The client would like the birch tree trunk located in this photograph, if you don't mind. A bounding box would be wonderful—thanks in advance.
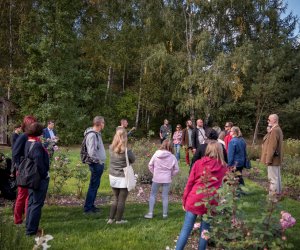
[122,64,126,92]
[8,0,13,100]
[252,99,266,145]
[135,85,142,129]
[105,66,113,103]
[183,3,195,123]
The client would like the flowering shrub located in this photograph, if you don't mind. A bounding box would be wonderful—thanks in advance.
[41,138,59,159]
[131,138,158,184]
[50,152,72,197]
[280,211,296,231]
[73,163,89,198]
[196,170,296,249]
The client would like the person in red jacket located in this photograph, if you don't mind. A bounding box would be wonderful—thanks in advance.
[224,121,233,152]
[176,141,228,250]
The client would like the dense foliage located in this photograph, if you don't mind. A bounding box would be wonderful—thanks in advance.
[0,0,299,144]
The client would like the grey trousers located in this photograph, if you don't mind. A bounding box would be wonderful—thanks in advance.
[267,165,282,194]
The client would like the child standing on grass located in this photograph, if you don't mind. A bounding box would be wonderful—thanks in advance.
[144,139,179,219]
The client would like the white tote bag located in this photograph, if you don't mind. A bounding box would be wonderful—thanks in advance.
[124,148,136,191]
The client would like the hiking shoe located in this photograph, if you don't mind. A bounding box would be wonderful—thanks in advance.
[144,213,153,219]
[116,220,128,224]
[107,219,115,224]
[163,214,168,219]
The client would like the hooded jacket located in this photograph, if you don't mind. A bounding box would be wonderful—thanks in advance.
[84,127,106,164]
[148,150,179,183]
[183,156,227,215]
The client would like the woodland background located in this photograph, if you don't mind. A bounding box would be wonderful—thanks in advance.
[0,0,299,144]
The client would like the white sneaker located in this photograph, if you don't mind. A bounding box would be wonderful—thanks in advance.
[115,220,128,224]
[107,219,115,224]
[163,214,168,219]
[144,213,153,219]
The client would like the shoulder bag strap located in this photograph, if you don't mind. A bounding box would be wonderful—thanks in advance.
[125,147,130,167]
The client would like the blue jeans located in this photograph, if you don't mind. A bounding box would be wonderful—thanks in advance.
[174,144,181,161]
[176,211,210,250]
[148,182,170,215]
[26,178,49,235]
[84,163,104,212]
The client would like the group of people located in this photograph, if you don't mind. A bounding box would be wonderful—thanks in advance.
[9,116,57,236]
[3,113,283,250]
[159,115,283,249]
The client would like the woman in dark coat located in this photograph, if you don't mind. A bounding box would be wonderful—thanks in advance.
[24,122,50,236]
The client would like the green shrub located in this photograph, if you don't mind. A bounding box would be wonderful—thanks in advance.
[50,151,72,196]
[247,145,261,161]
[73,162,89,198]
[170,168,188,195]
[284,138,300,157]
[131,138,158,184]
[281,154,300,198]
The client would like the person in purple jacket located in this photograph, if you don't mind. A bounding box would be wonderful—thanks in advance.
[144,139,179,219]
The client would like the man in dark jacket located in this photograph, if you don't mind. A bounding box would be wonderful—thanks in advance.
[190,129,227,170]
[191,119,210,153]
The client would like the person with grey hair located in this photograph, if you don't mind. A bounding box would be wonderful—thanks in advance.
[261,114,283,196]
[83,116,106,213]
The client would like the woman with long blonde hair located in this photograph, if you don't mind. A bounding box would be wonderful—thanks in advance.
[108,128,135,224]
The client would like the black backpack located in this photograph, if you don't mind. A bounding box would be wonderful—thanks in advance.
[16,142,41,190]
[80,131,98,164]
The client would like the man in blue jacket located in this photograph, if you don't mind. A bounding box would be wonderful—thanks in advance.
[43,120,57,141]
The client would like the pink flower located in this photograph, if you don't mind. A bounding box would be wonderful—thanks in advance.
[54,156,60,161]
[137,187,144,197]
[201,230,210,241]
[280,211,296,231]
[53,145,59,151]
[193,223,201,230]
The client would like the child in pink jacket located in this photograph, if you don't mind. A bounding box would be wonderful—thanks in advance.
[144,139,179,219]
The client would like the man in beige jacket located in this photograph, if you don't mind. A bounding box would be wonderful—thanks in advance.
[261,114,283,195]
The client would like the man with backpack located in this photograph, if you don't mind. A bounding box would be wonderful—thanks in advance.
[81,116,106,214]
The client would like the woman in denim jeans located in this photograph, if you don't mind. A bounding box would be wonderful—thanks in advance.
[144,139,179,219]
[173,124,183,161]
[176,141,227,250]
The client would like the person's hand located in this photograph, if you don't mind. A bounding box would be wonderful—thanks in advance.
[192,149,196,154]
[10,173,14,178]
[182,205,185,211]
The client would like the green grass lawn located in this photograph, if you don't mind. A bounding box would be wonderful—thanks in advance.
[1,146,299,249]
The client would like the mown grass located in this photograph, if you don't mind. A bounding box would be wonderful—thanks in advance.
[1,145,299,249]
[2,203,184,250]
